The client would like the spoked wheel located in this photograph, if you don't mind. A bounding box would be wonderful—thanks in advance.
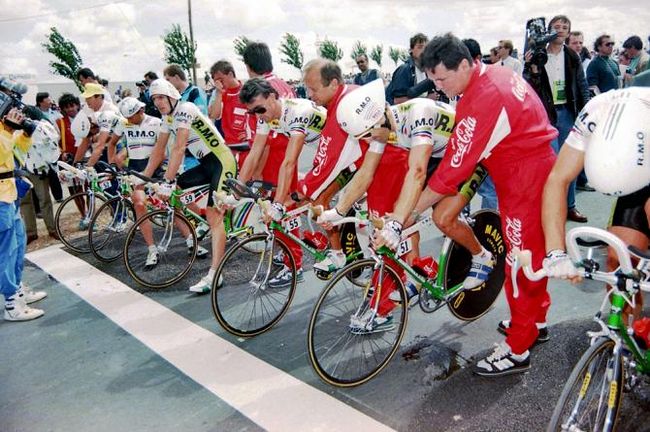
[547,338,623,432]
[89,197,136,262]
[123,210,197,288]
[211,233,297,337]
[308,258,408,387]
[442,209,506,321]
[55,192,106,253]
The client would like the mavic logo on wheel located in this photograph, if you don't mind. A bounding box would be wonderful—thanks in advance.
[451,116,476,168]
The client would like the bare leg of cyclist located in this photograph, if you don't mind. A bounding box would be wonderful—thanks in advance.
[432,194,494,289]
[188,206,224,293]
[312,180,347,273]
[607,225,647,322]
[132,188,154,246]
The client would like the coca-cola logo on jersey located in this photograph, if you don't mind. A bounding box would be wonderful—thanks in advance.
[505,216,522,265]
[450,116,476,168]
[312,135,331,176]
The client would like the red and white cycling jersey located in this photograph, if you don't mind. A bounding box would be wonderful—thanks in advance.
[256,98,326,145]
[428,63,557,195]
[565,87,650,152]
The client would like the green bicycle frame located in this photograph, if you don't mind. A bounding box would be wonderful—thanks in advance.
[607,292,650,374]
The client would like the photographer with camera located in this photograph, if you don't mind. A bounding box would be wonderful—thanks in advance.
[524,14,591,223]
[0,77,47,322]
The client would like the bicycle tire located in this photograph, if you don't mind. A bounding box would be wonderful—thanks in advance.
[547,338,623,432]
[89,197,136,262]
[308,258,408,387]
[55,191,107,253]
[123,210,197,289]
[442,209,506,321]
[211,233,297,337]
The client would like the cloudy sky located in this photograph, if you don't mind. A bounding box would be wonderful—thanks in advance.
[1,0,649,84]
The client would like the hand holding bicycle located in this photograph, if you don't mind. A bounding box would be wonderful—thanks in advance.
[315,206,345,230]
[543,249,581,283]
[373,218,402,250]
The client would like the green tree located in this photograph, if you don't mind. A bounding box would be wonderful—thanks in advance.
[398,49,410,63]
[279,33,304,70]
[162,24,197,82]
[233,35,252,59]
[350,40,367,61]
[41,27,84,90]
[388,46,401,66]
[370,44,383,67]
[318,39,343,62]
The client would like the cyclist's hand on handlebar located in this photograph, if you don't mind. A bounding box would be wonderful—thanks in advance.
[262,201,285,224]
[374,219,402,250]
[543,249,582,283]
[317,207,344,230]
[156,180,175,201]
[84,166,97,180]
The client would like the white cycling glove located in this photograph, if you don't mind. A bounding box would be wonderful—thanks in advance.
[157,180,175,199]
[317,207,344,225]
[377,219,403,250]
[267,202,286,222]
[543,249,579,279]
[84,166,97,180]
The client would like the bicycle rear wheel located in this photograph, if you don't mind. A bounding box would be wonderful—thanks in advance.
[308,258,407,387]
[55,192,106,253]
[442,209,506,321]
[124,210,197,288]
[547,338,623,432]
[211,233,297,337]
[89,197,136,262]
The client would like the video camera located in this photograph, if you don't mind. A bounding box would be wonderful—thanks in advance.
[524,17,559,67]
[0,76,36,135]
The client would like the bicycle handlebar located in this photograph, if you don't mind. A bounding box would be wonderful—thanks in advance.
[512,226,650,297]
[57,160,85,179]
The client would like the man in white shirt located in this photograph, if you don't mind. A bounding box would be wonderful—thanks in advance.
[497,40,523,75]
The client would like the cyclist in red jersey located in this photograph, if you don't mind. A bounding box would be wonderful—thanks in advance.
[379,34,558,377]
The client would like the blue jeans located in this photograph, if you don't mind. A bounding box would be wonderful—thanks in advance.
[550,106,577,209]
[478,175,498,210]
[0,202,19,299]
[14,207,26,286]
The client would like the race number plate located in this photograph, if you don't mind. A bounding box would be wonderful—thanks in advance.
[397,237,413,257]
[283,215,302,231]
[99,180,112,190]
[180,193,194,205]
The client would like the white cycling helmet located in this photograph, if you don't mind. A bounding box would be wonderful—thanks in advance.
[24,121,61,172]
[584,96,650,196]
[71,113,92,139]
[119,96,145,118]
[336,79,386,137]
[149,78,181,100]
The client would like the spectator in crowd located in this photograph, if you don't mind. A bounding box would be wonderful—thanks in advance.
[385,33,447,104]
[488,47,499,64]
[623,35,649,76]
[524,14,590,223]
[587,34,621,93]
[353,53,380,86]
[208,60,250,164]
[77,68,113,104]
[163,64,208,114]
[141,71,161,118]
[36,92,62,125]
[497,39,523,75]
[567,31,591,76]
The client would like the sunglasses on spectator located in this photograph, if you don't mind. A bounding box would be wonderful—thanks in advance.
[247,105,267,115]
[605,42,615,47]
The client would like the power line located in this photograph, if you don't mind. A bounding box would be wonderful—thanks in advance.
[0,0,139,23]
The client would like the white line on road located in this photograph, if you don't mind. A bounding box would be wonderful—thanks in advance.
[27,245,395,432]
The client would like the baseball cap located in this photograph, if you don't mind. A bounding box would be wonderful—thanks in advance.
[81,83,105,98]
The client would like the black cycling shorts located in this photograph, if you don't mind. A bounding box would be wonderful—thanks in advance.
[176,153,237,207]
[609,185,650,239]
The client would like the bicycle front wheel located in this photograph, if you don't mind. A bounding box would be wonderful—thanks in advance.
[124,210,197,289]
[55,191,106,253]
[308,258,407,387]
[547,338,623,432]
[211,233,297,337]
[89,197,136,262]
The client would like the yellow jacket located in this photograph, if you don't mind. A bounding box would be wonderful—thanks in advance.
[0,123,32,203]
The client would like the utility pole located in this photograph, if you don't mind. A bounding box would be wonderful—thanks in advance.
[187,0,197,84]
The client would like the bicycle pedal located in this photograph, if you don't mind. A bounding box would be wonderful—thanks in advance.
[315,269,333,281]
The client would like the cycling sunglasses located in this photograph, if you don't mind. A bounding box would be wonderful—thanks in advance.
[247,105,267,115]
